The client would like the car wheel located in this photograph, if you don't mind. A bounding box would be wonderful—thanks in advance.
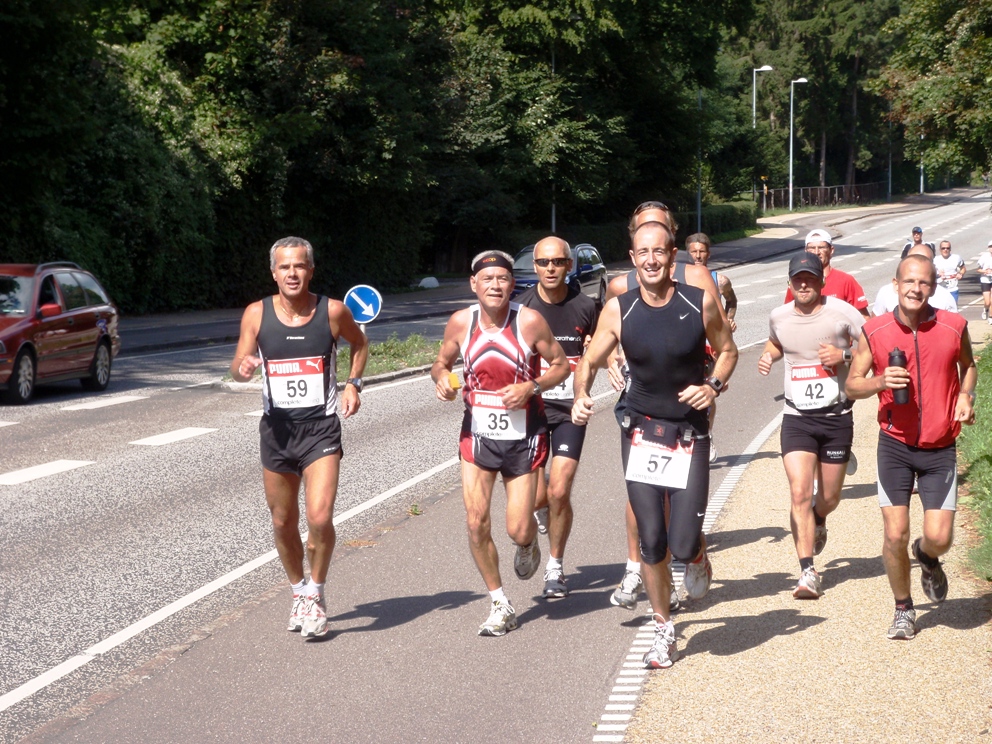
[82,341,112,391]
[4,349,36,404]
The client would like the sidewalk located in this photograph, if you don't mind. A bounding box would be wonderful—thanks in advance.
[627,319,992,743]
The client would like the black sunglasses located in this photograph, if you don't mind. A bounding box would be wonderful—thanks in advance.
[534,257,569,267]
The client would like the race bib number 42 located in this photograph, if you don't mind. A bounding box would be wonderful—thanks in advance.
[624,429,693,489]
[266,356,327,409]
[790,363,840,410]
[470,391,527,440]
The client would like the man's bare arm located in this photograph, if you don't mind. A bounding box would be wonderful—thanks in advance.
[230,302,263,382]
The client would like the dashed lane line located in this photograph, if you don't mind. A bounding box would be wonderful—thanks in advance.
[0,460,95,486]
[591,410,784,741]
[0,421,18,428]
[129,427,218,446]
[62,395,148,411]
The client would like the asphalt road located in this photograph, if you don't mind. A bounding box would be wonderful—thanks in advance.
[1,189,990,742]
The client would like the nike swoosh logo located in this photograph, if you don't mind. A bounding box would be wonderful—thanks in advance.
[696,512,705,517]
[680,313,690,320]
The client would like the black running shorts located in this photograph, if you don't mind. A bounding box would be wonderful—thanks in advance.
[460,413,549,478]
[260,414,342,475]
[876,430,957,510]
[780,412,853,464]
[548,419,586,461]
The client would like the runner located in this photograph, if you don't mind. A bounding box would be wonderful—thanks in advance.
[872,243,957,315]
[432,250,568,636]
[933,240,966,306]
[901,226,935,258]
[604,203,726,613]
[572,220,738,668]
[978,240,992,323]
[758,253,864,599]
[515,236,598,598]
[846,253,977,640]
[230,236,369,639]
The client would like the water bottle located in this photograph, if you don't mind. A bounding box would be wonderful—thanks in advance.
[888,347,909,404]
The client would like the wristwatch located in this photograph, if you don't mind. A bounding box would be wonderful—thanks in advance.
[842,349,853,363]
[346,377,363,392]
[531,380,542,397]
[704,376,724,395]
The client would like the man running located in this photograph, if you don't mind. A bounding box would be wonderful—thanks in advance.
[758,253,864,598]
[846,254,977,640]
[873,243,957,315]
[978,240,992,322]
[933,240,966,306]
[901,226,935,258]
[230,236,369,639]
[605,203,726,612]
[572,220,738,668]
[515,237,598,599]
[686,232,738,332]
[432,250,568,636]
[784,229,869,318]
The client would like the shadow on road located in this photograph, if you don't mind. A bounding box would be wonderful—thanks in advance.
[679,608,827,657]
[915,593,992,632]
[327,589,481,633]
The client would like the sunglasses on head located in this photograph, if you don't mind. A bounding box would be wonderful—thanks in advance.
[633,200,670,214]
[534,257,569,267]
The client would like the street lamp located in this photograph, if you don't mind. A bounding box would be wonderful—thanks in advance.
[752,65,773,128]
[788,77,808,211]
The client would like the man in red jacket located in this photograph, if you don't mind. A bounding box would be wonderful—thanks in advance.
[846,254,977,641]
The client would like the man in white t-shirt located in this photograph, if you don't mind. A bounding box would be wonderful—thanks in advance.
[873,243,957,315]
[932,240,966,305]
[978,240,992,323]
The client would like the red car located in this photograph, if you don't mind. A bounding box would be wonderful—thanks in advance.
[0,262,121,404]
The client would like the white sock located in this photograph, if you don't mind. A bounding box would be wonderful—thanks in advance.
[546,556,563,572]
[489,587,508,604]
[304,579,323,597]
[291,579,306,596]
[626,559,641,574]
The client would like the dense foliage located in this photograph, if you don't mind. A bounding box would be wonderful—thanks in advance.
[0,0,986,312]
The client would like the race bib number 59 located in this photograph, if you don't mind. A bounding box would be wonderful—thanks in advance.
[266,356,326,409]
[624,429,693,489]
[470,391,526,440]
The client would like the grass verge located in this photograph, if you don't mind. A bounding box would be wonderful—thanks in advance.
[337,332,440,379]
[959,342,992,581]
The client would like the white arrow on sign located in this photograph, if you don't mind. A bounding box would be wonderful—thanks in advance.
[352,294,375,318]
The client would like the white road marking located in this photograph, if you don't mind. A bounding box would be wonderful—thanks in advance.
[758,293,779,299]
[245,410,263,417]
[62,396,148,411]
[0,460,95,486]
[0,421,18,428]
[736,299,756,306]
[129,427,218,446]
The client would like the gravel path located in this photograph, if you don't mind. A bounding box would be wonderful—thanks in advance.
[627,320,992,744]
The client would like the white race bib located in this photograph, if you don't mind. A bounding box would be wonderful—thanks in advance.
[624,428,693,489]
[539,357,578,401]
[470,391,527,440]
[266,356,326,409]
[790,363,840,410]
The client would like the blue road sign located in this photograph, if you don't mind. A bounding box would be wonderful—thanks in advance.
[344,284,383,323]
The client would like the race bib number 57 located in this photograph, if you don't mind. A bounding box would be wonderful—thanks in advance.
[624,429,693,489]
[266,356,327,409]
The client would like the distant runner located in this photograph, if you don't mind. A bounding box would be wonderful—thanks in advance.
[901,226,935,258]
[516,236,598,599]
[978,240,992,322]
[230,236,369,639]
[572,220,738,668]
[432,250,568,636]
[846,254,977,640]
[759,253,864,599]
[873,243,957,315]
[933,240,966,306]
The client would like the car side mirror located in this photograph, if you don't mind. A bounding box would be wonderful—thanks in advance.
[39,303,61,318]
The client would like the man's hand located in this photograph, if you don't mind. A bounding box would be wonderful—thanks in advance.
[881,365,911,392]
[340,385,361,418]
[499,382,535,410]
[606,351,626,392]
[678,384,717,411]
[818,342,844,369]
[237,354,262,380]
[571,395,594,425]
[955,393,976,425]
[434,372,458,402]
[757,351,774,376]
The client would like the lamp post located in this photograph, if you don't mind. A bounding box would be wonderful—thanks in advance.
[788,77,808,212]
[752,65,773,128]
[919,133,925,194]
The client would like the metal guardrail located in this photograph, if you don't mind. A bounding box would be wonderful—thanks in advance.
[760,181,888,211]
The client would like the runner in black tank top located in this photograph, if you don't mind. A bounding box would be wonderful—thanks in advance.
[570,221,738,669]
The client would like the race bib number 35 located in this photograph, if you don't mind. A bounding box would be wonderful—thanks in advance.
[540,357,578,401]
[266,356,327,409]
[624,429,693,489]
[790,363,840,410]
[470,391,527,440]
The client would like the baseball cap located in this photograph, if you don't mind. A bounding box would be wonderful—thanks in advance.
[911,226,923,234]
[804,228,832,245]
[788,253,824,279]
[987,239,992,246]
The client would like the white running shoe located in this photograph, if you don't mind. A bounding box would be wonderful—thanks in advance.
[300,594,329,638]
[846,451,858,476]
[610,569,642,610]
[514,539,541,580]
[984,308,989,321]
[813,523,828,556]
[478,598,517,636]
[534,506,549,535]
[287,593,305,632]
[792,566,822,599]
[709,444,717,464]
[683,551,713,600]
[642,621,680,669]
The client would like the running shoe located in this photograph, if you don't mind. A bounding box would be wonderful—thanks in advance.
[792,566,822,599]
[988,315,991,326]
[300,594,329,638]
[887,608,917,640]
[514,539,542,580]
[610,569,642,610]
[642,622,680,669]
[846,451,858,476]
[984,308,989,321]
[913,537,948,602]
[709,444,717,464]
[478,598,517,636]
[683,551,713,600]
[542,567,569,598]
[813,523,828,556]
[287,593,305,632]
[534,506,549,535]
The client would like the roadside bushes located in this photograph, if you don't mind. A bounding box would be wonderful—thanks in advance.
[959,344,992,581]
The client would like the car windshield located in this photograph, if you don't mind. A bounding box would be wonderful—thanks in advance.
[513,248,535,271]
[0,275,33,316]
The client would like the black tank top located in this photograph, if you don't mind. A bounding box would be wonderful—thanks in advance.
[257,295,337,421]
[618,284,708,433]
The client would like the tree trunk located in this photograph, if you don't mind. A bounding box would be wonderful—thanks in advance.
[819,129,827,187]
[845,53,860,198]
